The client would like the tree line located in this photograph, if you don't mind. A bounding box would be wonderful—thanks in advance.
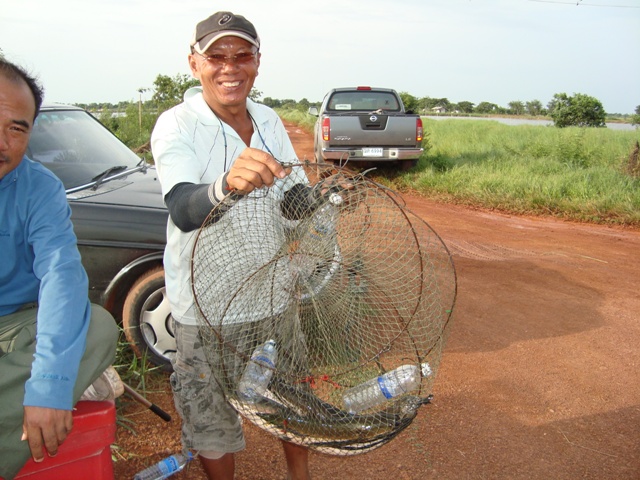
[265,91,626,129]
[73,73,639,151]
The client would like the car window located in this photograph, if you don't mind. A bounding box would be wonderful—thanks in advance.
[28,109,142,190]
[327,92,400,112]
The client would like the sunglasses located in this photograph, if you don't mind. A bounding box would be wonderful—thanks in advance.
[198,51,257,67]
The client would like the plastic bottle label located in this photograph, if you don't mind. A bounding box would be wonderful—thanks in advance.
[310,224,329,239]
[159,456,180,474]
[253,355,274,368]
[377,376,394,399]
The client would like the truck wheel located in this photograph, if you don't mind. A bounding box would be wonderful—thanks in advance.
[123,266,175,371]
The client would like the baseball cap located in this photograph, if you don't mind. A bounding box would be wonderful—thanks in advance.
[190,11,260,54]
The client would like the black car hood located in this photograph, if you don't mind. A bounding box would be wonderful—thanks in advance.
[67,166,166,210]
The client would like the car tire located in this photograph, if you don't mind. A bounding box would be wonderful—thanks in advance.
[123,266,175,371]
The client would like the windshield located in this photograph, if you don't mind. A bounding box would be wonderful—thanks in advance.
[27,109,142,190]
[326,91,401,112]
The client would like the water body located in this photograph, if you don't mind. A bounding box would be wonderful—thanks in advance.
[424,116,637,131]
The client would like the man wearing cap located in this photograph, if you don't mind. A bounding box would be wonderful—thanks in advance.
[151,11,311,480]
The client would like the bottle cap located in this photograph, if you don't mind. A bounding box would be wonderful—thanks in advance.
[329,192,343,205]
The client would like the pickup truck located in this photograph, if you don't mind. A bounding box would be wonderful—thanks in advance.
[308,86,424,169]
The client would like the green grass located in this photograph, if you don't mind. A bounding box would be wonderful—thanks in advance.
[113,327,167,391]
[402,120,640,226]
[277,108,640,227]
[277,108,316,133]
[112,328,168,444]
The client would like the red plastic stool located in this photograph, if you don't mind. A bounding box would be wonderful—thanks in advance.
[14,400,116,480]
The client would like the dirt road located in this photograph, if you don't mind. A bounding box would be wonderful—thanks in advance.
[114,123,640,479]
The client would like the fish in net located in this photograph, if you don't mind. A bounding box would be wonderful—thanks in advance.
[191,162,456,455]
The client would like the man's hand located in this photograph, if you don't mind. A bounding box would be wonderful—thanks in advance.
[226,148,291,195]
[22,406,73,462]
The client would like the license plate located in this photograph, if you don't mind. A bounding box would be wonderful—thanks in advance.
[363,148,383,157]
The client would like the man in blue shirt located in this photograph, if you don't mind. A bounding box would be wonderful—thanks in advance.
[0,59,119,479]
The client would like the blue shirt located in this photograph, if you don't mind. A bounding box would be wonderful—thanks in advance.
[0,157,90,410]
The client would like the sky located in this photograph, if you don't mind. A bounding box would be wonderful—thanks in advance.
[2,0,639,114]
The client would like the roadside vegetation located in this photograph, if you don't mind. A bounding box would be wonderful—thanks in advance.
[277,108,640,227]
[82,73,639,227]
[399,119,639,226]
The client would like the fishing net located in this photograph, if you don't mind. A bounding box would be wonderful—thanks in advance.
[191,162,456,455]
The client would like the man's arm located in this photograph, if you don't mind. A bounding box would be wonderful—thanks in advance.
[164,181,222,232]
[22,172,92,461]
[165,148,290,232]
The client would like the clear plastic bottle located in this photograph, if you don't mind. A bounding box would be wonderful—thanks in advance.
[133,452,193,480]
[307,193,341,251]
[237,339,278,402]
[342,362,432,414]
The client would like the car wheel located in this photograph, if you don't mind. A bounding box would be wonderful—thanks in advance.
[123,266,175,371]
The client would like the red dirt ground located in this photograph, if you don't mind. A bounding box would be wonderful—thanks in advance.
[113,123,640,479]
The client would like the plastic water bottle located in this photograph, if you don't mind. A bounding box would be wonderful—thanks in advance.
[297,193,341,270]
[133,452,193,480]
[237,339,278,402]
[342,362,432,414]
[308,195,340,250]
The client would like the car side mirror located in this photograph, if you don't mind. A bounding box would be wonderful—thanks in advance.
[308,107,319,116]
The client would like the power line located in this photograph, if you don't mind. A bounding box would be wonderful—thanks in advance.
[529,0,640,8]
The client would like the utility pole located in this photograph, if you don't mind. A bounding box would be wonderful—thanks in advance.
[137,88,148,134]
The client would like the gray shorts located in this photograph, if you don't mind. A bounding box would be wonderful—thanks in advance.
[170,321,246,454]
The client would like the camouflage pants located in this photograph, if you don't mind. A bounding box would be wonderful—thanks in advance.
[169,321,246,454]
[169,315,310,453]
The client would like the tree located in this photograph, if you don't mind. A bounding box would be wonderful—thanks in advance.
[508,101,525,115]
[475,102,499,114]
[262,97,282,108]
[549,92,606,128]
[137,87,148,133]
[151,74,200,109]
[399,92,419,113]
[631,105,640,127]
[456,101,475,114]
[297,98,311,111]
[526,100,544,116]
[277,99,299,110]
[249,88,262,102]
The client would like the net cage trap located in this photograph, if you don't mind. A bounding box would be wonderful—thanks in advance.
[191,162,457,455]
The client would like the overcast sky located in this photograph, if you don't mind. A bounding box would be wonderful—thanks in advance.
[2,0,639,113]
